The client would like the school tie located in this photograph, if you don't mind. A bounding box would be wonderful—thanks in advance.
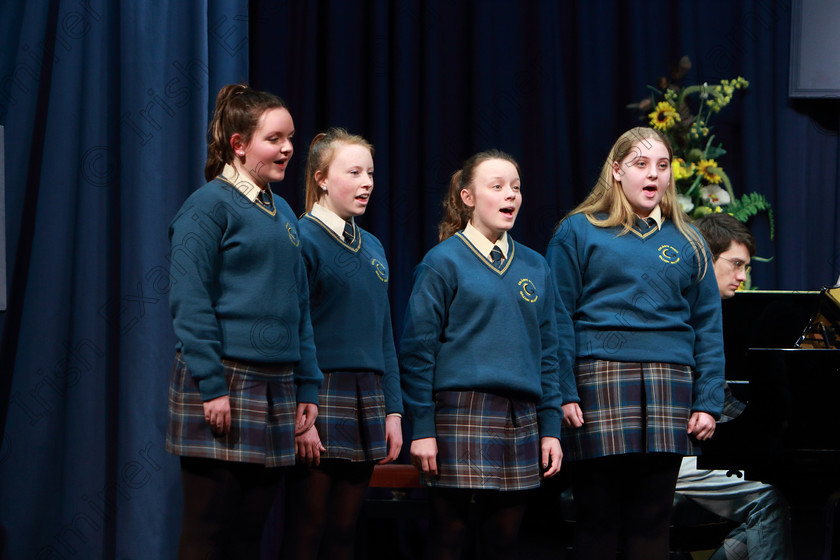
[343,221,355,244]
[490,245,504,269]
[257,189,272,206]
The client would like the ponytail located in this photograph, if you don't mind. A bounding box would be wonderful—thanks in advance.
[438,170,472,241]
[204,83,288,182]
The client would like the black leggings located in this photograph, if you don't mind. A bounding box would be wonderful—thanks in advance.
[177,456,283,560]
[571,453,682,560]
[425,487,531,560]
[281,459,376,560]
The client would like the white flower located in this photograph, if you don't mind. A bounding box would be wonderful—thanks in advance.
[677,194,694,213]
[700,185,731,206]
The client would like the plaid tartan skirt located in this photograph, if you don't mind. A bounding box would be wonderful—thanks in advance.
[562,359,695,461]
[429,390,540,491]
[166,353,297,467]
[315,371,387,462]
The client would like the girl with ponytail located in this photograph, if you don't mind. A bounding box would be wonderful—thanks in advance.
[167,84,322,558]
[400,150,564,559]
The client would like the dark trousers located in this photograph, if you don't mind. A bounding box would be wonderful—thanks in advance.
[178,456,283,560]
[571,453,682,560]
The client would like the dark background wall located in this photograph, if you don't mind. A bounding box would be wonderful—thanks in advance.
[0,0,837,558]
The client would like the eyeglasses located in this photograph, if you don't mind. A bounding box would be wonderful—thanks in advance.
[717,256,751,275]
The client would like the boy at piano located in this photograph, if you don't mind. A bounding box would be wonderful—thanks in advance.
[675,212,793,560]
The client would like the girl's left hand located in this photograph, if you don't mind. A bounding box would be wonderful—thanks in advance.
[295,402,318,435]
[295,425,325,466]
[410,438,438,475]
[561,403,584,428]
[687,411,716,440]
[203,394,231,435]
[540,436,563,478]
[378,415,403,464]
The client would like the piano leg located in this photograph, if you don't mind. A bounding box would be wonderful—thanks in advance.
[824,490,840,560]
[785,492,840,560]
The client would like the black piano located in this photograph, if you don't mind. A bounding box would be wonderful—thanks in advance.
[699,289,840,559]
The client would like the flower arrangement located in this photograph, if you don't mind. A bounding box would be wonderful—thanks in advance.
[633,57,774,238]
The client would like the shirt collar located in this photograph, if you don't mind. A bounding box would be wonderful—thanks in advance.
[220,164,267,203]
[640,205,664,230]
[311,202,354,238]
[463,222,510,260]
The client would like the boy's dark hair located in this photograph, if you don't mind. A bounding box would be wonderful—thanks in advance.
[694,213,756,257]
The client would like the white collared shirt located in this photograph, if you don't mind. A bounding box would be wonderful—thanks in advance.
[220,163,270,203]
[310,202,354,238]
[643,205,664,230]
[462,222,510,264]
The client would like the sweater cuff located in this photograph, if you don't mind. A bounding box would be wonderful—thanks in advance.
[537,409,563,440]
[197,375,229,402]
[559,374,580,404]
[296,382,320,405]
[409,407,437,440]
[385,401,405,416]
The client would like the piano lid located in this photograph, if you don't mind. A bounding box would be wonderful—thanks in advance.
[722,290,820,381]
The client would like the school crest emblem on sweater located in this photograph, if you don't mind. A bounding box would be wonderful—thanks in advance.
[285,222,300,247]
[518,278,538,303]
[371,259,389,282]
[658,245,680,264]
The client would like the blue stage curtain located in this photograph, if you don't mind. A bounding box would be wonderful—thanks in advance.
[0,0,248,558]
[250,0,840,335]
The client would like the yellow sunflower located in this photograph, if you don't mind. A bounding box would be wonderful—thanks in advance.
[672,158,694,180]
[648,101,681,131]
[696,159,723,184]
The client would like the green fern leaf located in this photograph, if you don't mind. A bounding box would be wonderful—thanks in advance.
[724,193,775,239]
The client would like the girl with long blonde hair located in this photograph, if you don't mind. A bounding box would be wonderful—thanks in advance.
[546,127,724,559]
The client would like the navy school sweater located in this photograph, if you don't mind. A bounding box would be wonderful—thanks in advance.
[168,178,322,403]
[546,212,724,418]
[399,232,564,440]
[298,213,403,415]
